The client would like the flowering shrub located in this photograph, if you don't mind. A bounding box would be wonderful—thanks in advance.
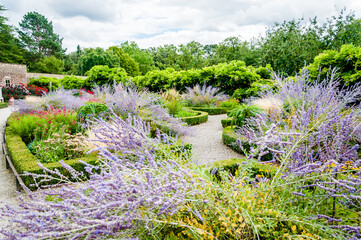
[9,106,78,144]
[26,84,48,96]
[237,70,361,238]
[2,83,29,101]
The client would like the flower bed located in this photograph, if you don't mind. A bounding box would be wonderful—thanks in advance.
[179,110,208,125]
[5,126,98,190]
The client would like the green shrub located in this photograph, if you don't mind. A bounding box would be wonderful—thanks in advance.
[76,102,109,124]
[61,75,86,89]
[307,44,361,86]
[84,65,130,88]
[190,106,227,115]
[221,117,233,128]
[2,84,29,101]
[228,104,264,127]
[0,102,8,108]
[218,98,240,110]
[28,76,61,90]
[179,111,208,125]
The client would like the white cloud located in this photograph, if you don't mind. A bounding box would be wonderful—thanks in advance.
[1,0,360,53]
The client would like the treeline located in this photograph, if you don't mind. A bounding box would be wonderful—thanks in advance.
[1,4,361,77]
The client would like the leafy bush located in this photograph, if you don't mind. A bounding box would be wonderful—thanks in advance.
[307,44,361,87]
[60,75,86,89]
[76,102,109,124]
[84,65,129,88]
[228,104,264,127]
[217,98,239,110]
[28,76,61,90]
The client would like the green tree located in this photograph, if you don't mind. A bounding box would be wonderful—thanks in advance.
[259,18,324,75]
[107,46,140,77]
[177,41,206,70]
[149,44,180,70]
[84,65,129,88]
[77,47,119,75]
[120,41,155,75]
[0,4,24,63]
[17,11,65,60]
[215,37,261,66]
[32,56,64,74]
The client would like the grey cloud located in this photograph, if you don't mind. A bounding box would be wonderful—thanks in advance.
[51,0,117,22]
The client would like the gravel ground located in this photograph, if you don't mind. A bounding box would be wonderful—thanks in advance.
[181,114,242,165]
[0,107,20,226]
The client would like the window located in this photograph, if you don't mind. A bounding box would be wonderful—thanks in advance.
[5,78,11,87]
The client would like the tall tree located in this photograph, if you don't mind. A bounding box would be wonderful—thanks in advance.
[17,11,65,60]
[77,47,119,75]
[108,46,140,77]
[0,4,24,63]
[120,41,155,75]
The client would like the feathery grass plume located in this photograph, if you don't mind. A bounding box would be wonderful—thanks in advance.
[184,83,228,107]
[0,114,202,239]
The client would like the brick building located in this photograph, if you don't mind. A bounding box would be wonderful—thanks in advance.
[0,63,27,87]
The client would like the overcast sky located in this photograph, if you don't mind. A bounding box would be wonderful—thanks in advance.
[1,0,360,53]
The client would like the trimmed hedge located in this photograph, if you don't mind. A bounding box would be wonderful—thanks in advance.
[222,126,273,161]
[209,158,278,182]
[221,117,233,128]
[5,127,98,190]
[190,106,227,115]
[179,111,208,125]
[0,102,8,109]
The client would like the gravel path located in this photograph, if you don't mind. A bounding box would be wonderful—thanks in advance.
[181,114,242,165]
[0,107,19,226]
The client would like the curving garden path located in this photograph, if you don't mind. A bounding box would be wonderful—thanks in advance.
[181,114,242,165]
[0,107,19,225]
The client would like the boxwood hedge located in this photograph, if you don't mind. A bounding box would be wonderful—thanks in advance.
[179,111,208,125]
[190,107,227,115]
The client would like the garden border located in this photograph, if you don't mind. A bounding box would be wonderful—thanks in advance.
[4,125,99,190]
[179,110,208,125]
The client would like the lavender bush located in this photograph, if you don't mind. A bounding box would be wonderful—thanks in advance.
[238,69,361,238]
[0,114,201,239]
[184,83,228,107]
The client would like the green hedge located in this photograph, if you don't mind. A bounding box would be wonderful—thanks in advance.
[179,111,208,125]
[209,158,278,182]
[221,117,233,128]
[222,126,273,161]
[0,102,8,109]
[5,127,98,190]
[190,107,227,115]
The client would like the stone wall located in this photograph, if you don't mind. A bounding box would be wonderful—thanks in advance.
[0,63,27,86]
[26,73,86,81]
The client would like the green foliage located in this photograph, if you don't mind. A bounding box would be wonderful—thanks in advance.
[17,11,65,62]
[2,84,29,101]
[77,48,120,75]
[228,104,264,127]
[217,98,240,110]
[0,102,8,109]
[60,76,85,89]
[0,5,24,63]
[165,99,183,116]
[84,65,129,88]
[28,76,61,90]
[120,41,156,75]
[76,102,109,124]
[178,110,208,125]
[108,46,140,77]
[307,44,361,86]
[222,126,250,154]
[31,56,64,74]
[221,117,233,128]
[232,78,277,101]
